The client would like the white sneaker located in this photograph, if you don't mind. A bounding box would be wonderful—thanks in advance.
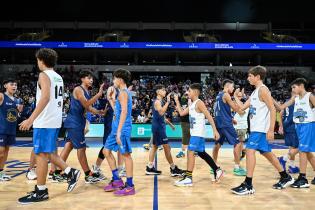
[174,177,193,187]
[119,167,126,177]
[26,168,37,180]
[92,165,106,180]
[0,171,11,181]
[212,168,224,183]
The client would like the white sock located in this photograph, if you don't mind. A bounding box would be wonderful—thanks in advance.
[289,160,295,167]
[283,154,289,161]
[147,162,154,168]
[37,185,47,190]
[234,165,240,169]
[170,163,176,170]
[64,167,71,175]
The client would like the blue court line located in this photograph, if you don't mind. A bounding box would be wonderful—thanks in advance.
[153,154,158,210]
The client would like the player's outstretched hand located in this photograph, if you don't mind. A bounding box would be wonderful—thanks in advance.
[174,94,179,102]
[98,83,105,95]
[166,93,171,103]
[267,130,275,141]
[19,119,32,131]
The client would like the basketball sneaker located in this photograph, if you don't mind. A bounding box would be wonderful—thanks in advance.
[143,144,150,151]
[18,185,49,204]
[176,151,185,158]
[311,177,315,185]
[85,172,102,184]
[231,182,255,195]
[233,167,247,176]
[119,167,126,177]
[48,170,53,180]
[104,179,124,192]
[174,176,193,187]
[0,171,11,181]
[272,175,294,189]
[66,168,81,192]
[145,166,162,175]
[26,168,37,180]
[51,172,67,183]
[114,183,136,196]
[212,168,224,182]
[92,165,106,180]
[170,165,184,177]
[291,177,310,188]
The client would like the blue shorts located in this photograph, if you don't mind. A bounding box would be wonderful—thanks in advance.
[102,123,112,145]
[296,122,315,152]
[104,133,132,154]
[188,136,205,152]
[0,134,16,147]
[33,128,59,154]
[152,129,168,146]
[66,128,86,149]
[284,131,299,148]
[216,126,240,146]
[246,132,272,154]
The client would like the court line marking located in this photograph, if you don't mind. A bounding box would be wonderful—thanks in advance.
[153,154,158,210]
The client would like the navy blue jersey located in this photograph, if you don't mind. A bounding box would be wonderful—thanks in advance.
[99,98,114,127]
[283,102,295,133]
[152,99,166,131]
[64,86,91,129]
[214,91,233,128]
[111,89,132,135]
[0,94,18,135]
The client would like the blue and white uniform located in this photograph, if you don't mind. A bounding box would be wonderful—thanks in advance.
[282,102,299,148]
[246,85,272,154]
[293,92,315,152]
[33,69,63,154]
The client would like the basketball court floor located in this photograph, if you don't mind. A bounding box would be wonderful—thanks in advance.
[1,138,314,210]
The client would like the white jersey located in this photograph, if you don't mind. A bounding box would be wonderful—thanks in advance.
[234,108,249,130]
[189,99,206,137]
[249,85,270,133]
[293,92,315,124]
[33,69,64,128]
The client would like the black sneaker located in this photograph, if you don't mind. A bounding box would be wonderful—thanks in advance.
[18,185,49,204]
[85,172,102,184]
[67,168,81,192]
[231,182,255,195]
[311,177,315,185]
[170,165,184,177]
[51,172,67,183]
[291,177,310,188]
[145,166,162,175]
[273,175,295,189]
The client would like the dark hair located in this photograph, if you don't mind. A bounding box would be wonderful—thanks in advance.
[290,78,308,88]
[35,48,58,68]
[222,79,234,88]
[190,83,202,93]
[113,68,131,84]
[155,84,165,92]
[248,65,267,80]
[79,70,94,79]
[2,78,17,86]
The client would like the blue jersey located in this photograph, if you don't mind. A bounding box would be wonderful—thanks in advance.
[214,91,233,128]
[99,98,114,127]
[111,89,132,135]
[152,99,166,131]
[0,94,18,135]
[283,102,295,133]
[64,86,91,129]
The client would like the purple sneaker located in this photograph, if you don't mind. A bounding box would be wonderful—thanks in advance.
[114,184,135,196]
[104,179,124,192]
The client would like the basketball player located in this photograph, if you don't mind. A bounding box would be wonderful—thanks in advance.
[176,93,191,158]
[145,85,183,176]
[103,69,135,196]
[18,48,80,204]
[277,92,300,174]
[213,79,246,176]
[0,79,23,181]
[59,70,105,183]
[231,66,294,195]
[274,78,315,187]
[93,86,126,178]
[174,83,223,186]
